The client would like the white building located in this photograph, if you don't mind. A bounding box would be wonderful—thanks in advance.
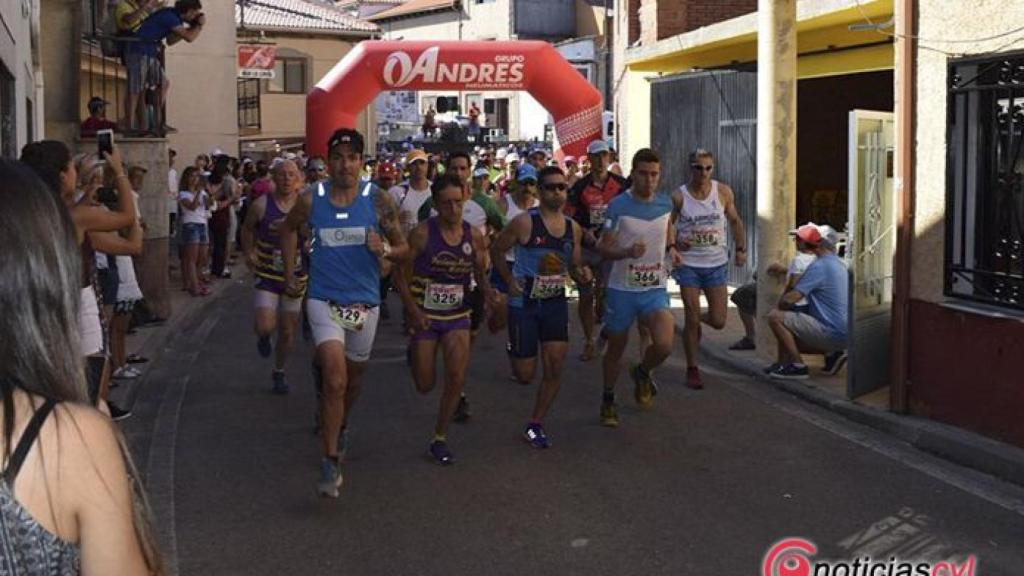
[0,0,43,158]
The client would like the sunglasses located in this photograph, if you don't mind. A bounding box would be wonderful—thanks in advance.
[691,164,714,172]
[541,183,568,191]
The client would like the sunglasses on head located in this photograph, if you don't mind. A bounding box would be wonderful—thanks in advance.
[541,182,568,191]
[691,164,713,172]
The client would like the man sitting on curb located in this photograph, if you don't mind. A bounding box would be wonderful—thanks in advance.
[728,223,820,351]
[765,224,848,379]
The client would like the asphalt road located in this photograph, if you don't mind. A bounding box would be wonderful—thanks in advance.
[122,280,1024,576]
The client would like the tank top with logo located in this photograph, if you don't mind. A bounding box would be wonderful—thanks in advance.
[307,180,381,306]
[255,194,307,294]
[410,219,475,321]
[510,208,574,308]
[674,181,729,268]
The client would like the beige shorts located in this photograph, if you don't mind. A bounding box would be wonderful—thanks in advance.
[783,311,846,353]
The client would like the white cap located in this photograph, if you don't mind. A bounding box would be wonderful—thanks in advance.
[506,152,520,163]
[496,148,508,160]
[816,224,840,248]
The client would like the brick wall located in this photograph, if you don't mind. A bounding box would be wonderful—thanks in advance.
[636,0,757,44]
[684,0,756,32]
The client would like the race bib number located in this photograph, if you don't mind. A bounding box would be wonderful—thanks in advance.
[424,283,465,311]
[627,262,663,289]
[690,228,721,248]
[589,204,608,226]
[530,274,566,299]
[329,303,369,331]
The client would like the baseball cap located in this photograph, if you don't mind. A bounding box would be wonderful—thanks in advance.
[789,223,822,246]
[377,161,399,178]
[496,148,508,160]
[563,155,577,165]
[473,167,490,178]
[816,224,839,248]
[506,152,520,164]
[528,147,547,159]
[307,158,326,171]
[516,164,538,183]
[587,140,610,155]
[327,128,365,155]
[87,96,108,113]
[404,149,428,164]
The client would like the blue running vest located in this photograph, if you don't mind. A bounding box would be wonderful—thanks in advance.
[307,180,381,306]
[509,208,574,308]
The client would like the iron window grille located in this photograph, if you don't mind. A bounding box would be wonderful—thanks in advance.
[237,78,261,131]
[946,51,1024,310]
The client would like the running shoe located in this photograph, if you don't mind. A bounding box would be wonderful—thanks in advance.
[823,351,848,376]
[428,440,455,466]
[317,457,343,498]
[630,364,655,408]
[271,370,289,395]
[762,362,783,375]
[453,395,471,423]
[729,337,756,351]
[599,401,619,428]
[109,402,133,422]
[685,366,703,390]
[768,363,810,380]
[111,366,142,380]
[257,334,272,358]
[523,423,551,449]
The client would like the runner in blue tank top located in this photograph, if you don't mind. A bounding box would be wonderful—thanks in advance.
[280,129,408,498]
[240,158,307,395]
[394,173,495,465]
[491,166,591,449]
[596,148,684,428]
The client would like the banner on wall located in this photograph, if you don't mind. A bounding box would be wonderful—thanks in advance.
[238,44,276,79]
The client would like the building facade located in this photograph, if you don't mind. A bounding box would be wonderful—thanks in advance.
[0,0,43,158]
[236,0,378,158]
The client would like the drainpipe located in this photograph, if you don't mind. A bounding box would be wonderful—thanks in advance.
[889,0,915,414]
[754,0,798,354]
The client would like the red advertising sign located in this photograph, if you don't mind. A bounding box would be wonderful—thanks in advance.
[238,44,276,79]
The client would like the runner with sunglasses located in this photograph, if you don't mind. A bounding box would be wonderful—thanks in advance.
[670,149,747,390]
[491,166,590,447]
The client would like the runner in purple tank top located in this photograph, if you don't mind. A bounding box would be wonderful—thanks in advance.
[395,173,496,466]
[241,158,307,394]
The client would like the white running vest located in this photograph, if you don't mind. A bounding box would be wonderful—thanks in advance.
[674,181,729,268]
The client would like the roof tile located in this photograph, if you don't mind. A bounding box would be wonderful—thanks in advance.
[236,0,379,34]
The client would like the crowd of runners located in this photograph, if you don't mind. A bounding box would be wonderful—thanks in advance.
[237,127,800,499]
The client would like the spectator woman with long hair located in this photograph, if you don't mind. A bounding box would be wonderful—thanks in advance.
[177,166,209,296]
[0,158,163,574]
[20,140,140,419]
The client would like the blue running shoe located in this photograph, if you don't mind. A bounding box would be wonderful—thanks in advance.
[257,334,272,358]
[317,457,343,498]
[428,440,455,466]
[271,370,289,395]
[523,423,551,449]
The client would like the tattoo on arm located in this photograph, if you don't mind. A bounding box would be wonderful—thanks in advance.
[374,191,404,245]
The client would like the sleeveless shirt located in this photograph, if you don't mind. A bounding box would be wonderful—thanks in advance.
[674,181,729,268]
[410,219,475,321]
[255,194,307,294]
[0,399,80,576]
[307,180,382,307]
[510,208,574,308]
[503,195,538,262]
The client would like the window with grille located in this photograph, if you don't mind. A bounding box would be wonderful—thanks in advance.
[946,52,1024,310]
[238,79,261,130]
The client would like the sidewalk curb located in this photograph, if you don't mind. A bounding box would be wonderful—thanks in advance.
[673,322,1024,489]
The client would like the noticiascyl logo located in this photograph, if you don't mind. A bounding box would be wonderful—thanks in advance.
[762,537,979,576]
[382,46,525,88]
[763,538,818,576]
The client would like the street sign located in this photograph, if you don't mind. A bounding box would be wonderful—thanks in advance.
[238,44,276,79]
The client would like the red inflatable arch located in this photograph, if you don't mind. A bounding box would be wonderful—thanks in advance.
[306,41,603,159]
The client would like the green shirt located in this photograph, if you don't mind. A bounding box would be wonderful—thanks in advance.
[418,189,505,233]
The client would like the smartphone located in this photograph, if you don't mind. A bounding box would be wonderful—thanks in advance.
[97,129,114,157]
[97,186,118,206]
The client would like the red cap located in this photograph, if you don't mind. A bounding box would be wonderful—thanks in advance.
[377,161,399,178]
[790,223,822,245]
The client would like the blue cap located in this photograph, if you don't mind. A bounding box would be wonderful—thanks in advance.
[516,164,537,182]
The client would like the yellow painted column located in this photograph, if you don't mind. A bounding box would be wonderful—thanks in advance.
[755,0,797,355]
